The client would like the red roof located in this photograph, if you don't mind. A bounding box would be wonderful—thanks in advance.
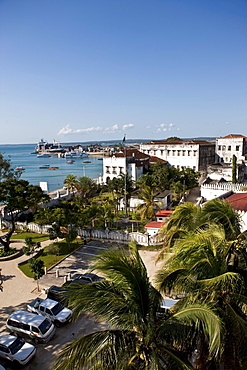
[149,156,167,164]
[144,221,166,229]
[155,210,173,216]
[225,193,247,212]
[145,140,212,146]
[221,134,247,139]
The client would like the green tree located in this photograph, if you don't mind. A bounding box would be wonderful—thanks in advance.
[0,152,20,180]
[0,179,49,252]
[63,174,77,192]
[29,258,45,291]
[232,154,237,184]
[54,242,222,370]
[156,225,247,370]
[75,176,97,199]
[136,185,162,220]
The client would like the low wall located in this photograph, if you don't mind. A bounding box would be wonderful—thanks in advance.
[3,222,164,246]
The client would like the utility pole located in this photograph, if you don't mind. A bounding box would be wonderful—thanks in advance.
[123,135,127,216]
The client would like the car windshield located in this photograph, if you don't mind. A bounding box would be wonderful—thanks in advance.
[51,303,63,315]
[9,337,24,354]
[39,319,52,334]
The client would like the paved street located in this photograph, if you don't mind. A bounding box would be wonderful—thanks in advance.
[0,237,162,369]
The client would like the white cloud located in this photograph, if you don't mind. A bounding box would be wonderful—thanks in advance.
[146,125,151,129]
[122,123,134,130]
[58,124,102,136]
[58,124,73,135]
[104,124,119,133]
[156,122,178,132]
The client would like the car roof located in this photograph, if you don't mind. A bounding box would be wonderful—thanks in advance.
[0,334,17,347]
[8,310,48,326]
[42,299,59,309]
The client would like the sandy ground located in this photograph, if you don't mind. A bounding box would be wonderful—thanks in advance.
[0,239,163,370]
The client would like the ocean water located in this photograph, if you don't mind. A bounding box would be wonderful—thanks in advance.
[0,144,103,192]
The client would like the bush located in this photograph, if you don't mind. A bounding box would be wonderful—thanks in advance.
[0,247,17,257]
[44,244,60,255]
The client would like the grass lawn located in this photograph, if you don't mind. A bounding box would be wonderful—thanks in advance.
[11,232,49,242]
[18,241,80,278]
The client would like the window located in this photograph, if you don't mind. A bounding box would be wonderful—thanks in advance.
[160,150,163,155]
[193,166,196,170]
[228,146,231,150]
[112,167,117,174]
[32,326,40,333]
[153,150,156,155]
[182,151,185,156]
[177,151,180,156]
[222,145,226,150]
[0,344,9,353]
[40,306,45,312]
[106,166,110,174]
[218,145,221,150]
[19,323,29,331]
[193,151,197,156]
[46,308,52,316]
[167,150,170,155]
[236,146,240,151]
[188,151,191,156]
[172,150,176,156]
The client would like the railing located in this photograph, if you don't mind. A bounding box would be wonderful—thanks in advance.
[3,221,164,246]
[201,183,246,191]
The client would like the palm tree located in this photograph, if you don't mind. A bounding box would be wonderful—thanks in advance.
[63,174,77,192]
[75,176,97,200]
[136,185,162,220]
[156,225,247,370]
[54,242,222,370]
[198,198,241,240]
[158,199,243,254]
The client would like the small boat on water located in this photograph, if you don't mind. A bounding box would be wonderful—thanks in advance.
[97,158,103,160]
[49,167,59,170]
[66,160,75,164]
[37,153,51,158]
[39,164,50,169]
[83,161,91,163]
[15,166,25,171]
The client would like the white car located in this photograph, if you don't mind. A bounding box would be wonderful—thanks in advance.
[0,334,36,365]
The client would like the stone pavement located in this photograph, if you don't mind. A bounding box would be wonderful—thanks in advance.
[0,237,56,334]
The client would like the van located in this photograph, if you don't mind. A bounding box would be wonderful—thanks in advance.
[6,310,56,344]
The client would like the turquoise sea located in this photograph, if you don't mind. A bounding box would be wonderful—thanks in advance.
[0,144,103,193]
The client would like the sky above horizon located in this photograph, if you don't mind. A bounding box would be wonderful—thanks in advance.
[0,0,247,144]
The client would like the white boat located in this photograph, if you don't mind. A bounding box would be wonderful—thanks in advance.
[64,151,89,158]
[37,153,51,158]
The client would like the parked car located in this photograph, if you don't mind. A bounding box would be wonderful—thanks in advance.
[6,310,56,344]
[27,298,72,327]
[47,285,66,305]
[0,334,36,365]
[68,272,105,285]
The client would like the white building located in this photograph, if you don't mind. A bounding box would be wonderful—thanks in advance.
[139,140,215,172]
[215,134,247,173]
[102,148,167,184]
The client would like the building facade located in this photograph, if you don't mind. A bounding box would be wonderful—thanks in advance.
[102,148,163,184]
[139,140,215,172]
[215,134,247,164]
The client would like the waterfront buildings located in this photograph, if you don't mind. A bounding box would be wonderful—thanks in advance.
[139,139,215,172]
[102,148,166,184]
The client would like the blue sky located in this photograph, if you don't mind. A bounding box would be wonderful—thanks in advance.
[0,0,246,144]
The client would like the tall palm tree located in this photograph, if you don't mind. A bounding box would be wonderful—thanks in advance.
[63,174,77,192]
[54,242,222,370]
[158,199,243,255]
[156,225,247,370]
[136,185,162,220]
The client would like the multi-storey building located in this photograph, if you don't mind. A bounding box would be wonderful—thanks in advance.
[215,134,247,164]
[102,148,166,184]
[139,140,215,172]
